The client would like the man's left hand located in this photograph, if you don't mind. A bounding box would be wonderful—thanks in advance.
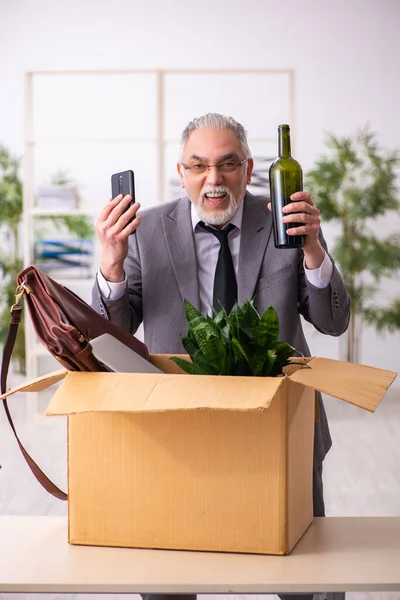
[268,191,325,269]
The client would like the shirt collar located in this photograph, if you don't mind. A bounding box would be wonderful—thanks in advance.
[191,196,244,232]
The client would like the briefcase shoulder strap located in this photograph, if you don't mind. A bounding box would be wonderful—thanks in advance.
[1,294,67,501]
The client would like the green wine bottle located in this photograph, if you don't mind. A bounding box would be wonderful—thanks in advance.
[269,124,304,249]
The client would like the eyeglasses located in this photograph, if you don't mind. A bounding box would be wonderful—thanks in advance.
[180,158,249,175]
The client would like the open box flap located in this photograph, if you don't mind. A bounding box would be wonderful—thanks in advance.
[289,357,397,412]
[45,371,288,416]
[0,369,67,402]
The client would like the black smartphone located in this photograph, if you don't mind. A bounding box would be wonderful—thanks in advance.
[111,170,136,230]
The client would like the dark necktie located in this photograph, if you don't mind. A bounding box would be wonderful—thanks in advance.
[199,222,237,314]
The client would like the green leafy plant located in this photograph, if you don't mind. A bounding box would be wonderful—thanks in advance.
[306,128,400,363]
[171,299,297,377]
[36,214,94,239]
[0,146,25,373]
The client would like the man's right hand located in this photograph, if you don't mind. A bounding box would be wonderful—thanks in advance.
[95,194,141,282]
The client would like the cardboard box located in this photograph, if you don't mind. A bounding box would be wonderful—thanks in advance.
[1,356,396,555]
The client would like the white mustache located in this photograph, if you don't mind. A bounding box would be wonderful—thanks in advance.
[201,185,232,199]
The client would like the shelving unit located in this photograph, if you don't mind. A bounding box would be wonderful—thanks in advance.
[23,68,295,400]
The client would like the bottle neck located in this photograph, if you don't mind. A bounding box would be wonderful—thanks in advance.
[278,126,291,158]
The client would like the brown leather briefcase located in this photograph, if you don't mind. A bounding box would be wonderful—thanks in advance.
[1,265,149,500]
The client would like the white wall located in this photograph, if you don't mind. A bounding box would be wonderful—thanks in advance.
[1,0,400,377]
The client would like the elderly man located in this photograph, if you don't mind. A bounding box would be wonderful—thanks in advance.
[92,112,351,600]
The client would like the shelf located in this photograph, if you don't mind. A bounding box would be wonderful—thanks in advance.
[26,137,158,145]
[44,277,94,286]
[29,208,97,217]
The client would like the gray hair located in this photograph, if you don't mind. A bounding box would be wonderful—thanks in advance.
[179,113,251,159]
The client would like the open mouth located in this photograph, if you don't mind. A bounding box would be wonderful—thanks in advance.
[204,191,228,206]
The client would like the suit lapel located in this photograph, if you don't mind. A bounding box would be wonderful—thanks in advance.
[161,194,272,311]
[161,198,201,310]
[238,193,273,305]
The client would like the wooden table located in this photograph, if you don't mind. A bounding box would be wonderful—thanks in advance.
[0,516,399,595]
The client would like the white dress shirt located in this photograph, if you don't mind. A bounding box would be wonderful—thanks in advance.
[97,200,333,315]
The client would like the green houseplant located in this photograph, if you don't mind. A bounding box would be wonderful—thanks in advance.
[171,299,297,376]
[0,148,94,373]
[0,146,25,373]
[306,128,400,363]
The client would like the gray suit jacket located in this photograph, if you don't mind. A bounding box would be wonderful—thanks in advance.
[92,192,351,464]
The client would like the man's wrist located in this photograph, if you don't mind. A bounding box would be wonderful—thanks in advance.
[99,263,125,283]
[97,269,127,301]
[303,242,325,270]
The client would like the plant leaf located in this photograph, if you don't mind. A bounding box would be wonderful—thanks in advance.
[169,356,207,375]
[181,335,218,375]
[183,299,227,372]
[256,306,280,348]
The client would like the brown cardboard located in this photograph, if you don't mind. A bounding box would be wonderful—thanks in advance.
[0,356,396,555]
[0,369,66,397]
[289,357,396,412]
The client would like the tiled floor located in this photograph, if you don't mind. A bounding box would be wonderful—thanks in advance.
[1,373,399,600]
